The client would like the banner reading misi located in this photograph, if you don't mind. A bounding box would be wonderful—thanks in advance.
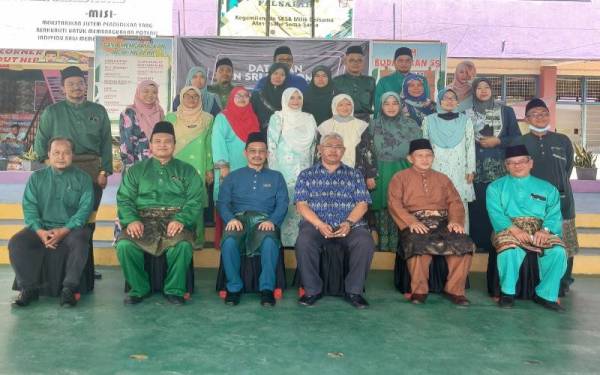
[176,37,369,93]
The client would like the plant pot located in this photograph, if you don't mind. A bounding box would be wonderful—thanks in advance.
[576,167,598,180]
[0,159,8,171]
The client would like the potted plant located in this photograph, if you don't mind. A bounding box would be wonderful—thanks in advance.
[574,143,598,180]
[19,149,44,171]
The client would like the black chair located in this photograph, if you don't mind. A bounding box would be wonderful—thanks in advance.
[487,250,540,300]
[215,247,287,299]
[293,242,352,297]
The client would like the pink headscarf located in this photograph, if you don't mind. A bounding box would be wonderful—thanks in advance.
[128,80,165,137]
[449,61,477,102]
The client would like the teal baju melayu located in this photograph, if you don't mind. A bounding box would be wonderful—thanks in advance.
[486,174,567,302]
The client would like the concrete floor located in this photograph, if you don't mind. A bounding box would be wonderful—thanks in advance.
[1,266,600,374]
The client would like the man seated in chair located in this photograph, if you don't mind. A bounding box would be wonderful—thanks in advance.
[388,139,476,306]
[486,144,567,312]
[9,137,94,307]
[217,132,288,307]
[294,132,375,309]
[115,121,204,305]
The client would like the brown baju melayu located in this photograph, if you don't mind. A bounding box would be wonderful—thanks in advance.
[388,167,476,295]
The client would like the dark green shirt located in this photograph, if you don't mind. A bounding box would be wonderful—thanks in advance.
[34,100,113,174]
[208,83,234,109]
[332,74,375,115]
[117,157,204,229]
[521,132,575,219]
[23,166,94,231]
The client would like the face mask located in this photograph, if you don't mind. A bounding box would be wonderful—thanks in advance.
[529,125,551,133]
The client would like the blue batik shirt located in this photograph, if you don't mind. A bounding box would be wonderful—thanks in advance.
[294,163,371,227]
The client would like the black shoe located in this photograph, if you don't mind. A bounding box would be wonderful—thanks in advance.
[123,295,145,305]
[225,291,241,306]
[498,294,514,309]
[344,293,369,309]
[60,287,77,307]
[533,294,565,312]
[12,289,39,307]
[94,271,102,280]
[165,294,185,305]
[260,290,276,307]
[298,293,322,307]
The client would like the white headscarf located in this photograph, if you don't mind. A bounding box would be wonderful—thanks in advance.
[275,88,317,153]
[318,94,368,167]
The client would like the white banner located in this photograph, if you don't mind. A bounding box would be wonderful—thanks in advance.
[0,0,173,51]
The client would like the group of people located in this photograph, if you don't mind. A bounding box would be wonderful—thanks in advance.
[7,43,577,313]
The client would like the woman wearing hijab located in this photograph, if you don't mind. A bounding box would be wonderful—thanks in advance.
[447,61,477,113]
[165,86,214,247]
[465,78,521,293]
[268,88,317,247]
[173,66,221,116]
[318,94,377,186]
[302,65,335,126]
[251,63,289,130]
[422,88,476,231]
[401,74,436,127]
[119,80,165,169]
[370,92,421,251]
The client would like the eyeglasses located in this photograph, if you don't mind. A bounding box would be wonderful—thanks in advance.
[234,93,250,99]
[527,112,549,119]
[247,148,266,154]
[65,82,85,88]
[441,96,458,102]
[322,145,345,150]
[506,158,531,166]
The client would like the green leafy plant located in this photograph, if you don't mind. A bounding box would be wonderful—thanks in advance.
[19,147,38,161]
[574,143,597,168]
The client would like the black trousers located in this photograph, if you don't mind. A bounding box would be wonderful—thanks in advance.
[9,227,91,291]
[295,222,375,295]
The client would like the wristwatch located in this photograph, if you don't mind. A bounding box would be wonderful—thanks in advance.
[343,219,355,227]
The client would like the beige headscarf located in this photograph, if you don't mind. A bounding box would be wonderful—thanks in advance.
[317,94,368,167]
[449,61,477,102]
[173,86,213,154]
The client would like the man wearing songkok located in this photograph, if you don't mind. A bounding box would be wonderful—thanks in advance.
[9,137,93,307]
[487,144,567,312]
[217,132,288,307]
[209,57,235,108]
[294,132,375,309]
[34,65,112,280]
[115,121,204,305]
[374,47,430,116]
[254,46,308,93]
[520,98,578,295]
[333,45,376,122]
[388,139,476,305]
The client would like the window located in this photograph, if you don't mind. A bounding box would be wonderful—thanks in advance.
[586,79,600,103]
[505,76,537,104]
[557,77,582,103]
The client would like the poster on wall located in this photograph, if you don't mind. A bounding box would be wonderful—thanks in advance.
[94,37,173,133]
[370,41,448,99]
[0,49,89,70]
[0,0,173,51]
[218,0,354,38]
[176,37,369,92]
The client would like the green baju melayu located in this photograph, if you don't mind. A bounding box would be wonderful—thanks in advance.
[487,174,567,302]
[374,71,430,119]
[333,74,375,121]
[115,157,204,297]
[34,100,113,175]
[208,83,234,109]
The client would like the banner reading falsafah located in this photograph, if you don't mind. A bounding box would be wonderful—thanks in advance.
[219,0,354,38]
[94,37,173,133]
[0,0,173,51]
[370,41,448,97]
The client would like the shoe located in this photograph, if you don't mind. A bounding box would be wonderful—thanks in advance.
[298,293,322,307]
[60,287,77,307]
[124,295,145,305]
[345,293,369,309]
[260,290,276,307]
[165,294,185,305]
[94,271,102,280]
[444,292,470,306]
[410,293,427,304]
[225,291,241,306]
[533,294,565,312]
[498,294,514,309]
[12,289,39,307]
